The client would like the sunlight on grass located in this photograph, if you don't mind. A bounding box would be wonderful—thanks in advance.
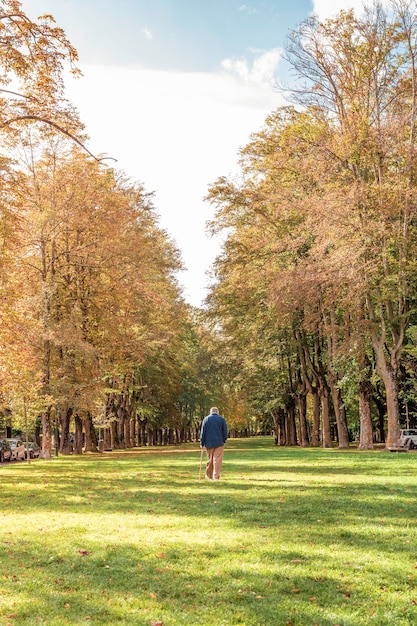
[1,439,417,625]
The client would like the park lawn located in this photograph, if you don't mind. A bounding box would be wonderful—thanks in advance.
[0,438,417,626]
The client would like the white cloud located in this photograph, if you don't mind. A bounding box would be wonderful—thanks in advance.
[312,0,389,20]
[141,25,153,40]
[220,48,282,87]
[65,63,284,306]
[238,4,257,14]
[312,0,364,19]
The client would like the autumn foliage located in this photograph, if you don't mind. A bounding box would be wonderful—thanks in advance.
[0,1,224,456]
[206,1,417,449]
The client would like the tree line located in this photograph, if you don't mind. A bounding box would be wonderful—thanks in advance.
[3,1,417,455]
[205,1,417,450]
[0,0,253,456]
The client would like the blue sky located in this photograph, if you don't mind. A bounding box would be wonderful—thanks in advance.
[24,0,365,307]
[27,1,313,70]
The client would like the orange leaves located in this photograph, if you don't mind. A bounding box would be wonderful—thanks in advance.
[78,550,91,557]
[0,0,81,138]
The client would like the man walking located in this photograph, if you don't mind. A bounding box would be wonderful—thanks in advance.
[200,407,228,481]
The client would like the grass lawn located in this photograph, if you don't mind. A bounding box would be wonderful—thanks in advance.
[1,437,417,625]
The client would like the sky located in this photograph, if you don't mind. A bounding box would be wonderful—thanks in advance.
[23,0,367,307]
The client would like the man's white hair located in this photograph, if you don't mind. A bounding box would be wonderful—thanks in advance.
[210,407,219,414]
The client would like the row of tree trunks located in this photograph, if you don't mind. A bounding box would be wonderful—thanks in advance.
[272,378,386,448]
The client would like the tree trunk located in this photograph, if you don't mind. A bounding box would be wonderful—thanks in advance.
[296,393,309,446]
[311,390,321,447]
[320,386,332,448]
[379,364,401,448]
[372,394,386,443]
[137,420,146,446]
[147,427,154,446]
[40,331,52,459]
[60,407,73,455]
[358,355,374,449]
[74,413,83,455]
[295,329,322,447]
[373,341,400,448]
[285,401,297,445]
[103,427,112,450]
[272,409,286,445]
[40,407,52,459]
[34,419,41,446]
[368,296,405,449]
[130,418,136,447]
[117,403,125,448]
[84,412,98,452]
[123,412,131,447]
[271,410,279,445]
[328,371,349,448]
[111,420,118,449]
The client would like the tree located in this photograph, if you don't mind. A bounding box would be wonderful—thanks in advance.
[10,140,185,455]
[283,1,417,447]
[0,0,87,148]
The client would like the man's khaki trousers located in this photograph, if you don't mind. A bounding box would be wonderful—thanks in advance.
[205,445,224,480]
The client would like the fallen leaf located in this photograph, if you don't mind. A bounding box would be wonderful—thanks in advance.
[149,622,163,626]
[78,550,91,556]
[150,592,157,599]
[156,553,165,558]
[64,603,70,609]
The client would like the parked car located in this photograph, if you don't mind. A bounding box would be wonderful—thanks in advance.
[24,442,41,459]
[399,429,417,449]
[7,439,25,461]
[0,439,12,462]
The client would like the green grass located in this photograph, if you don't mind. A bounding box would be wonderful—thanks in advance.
[1,438,417,625]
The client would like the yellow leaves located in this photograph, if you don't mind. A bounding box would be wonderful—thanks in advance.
[0,0,82,153]
[2,147,185,411]
[37,14,56,23]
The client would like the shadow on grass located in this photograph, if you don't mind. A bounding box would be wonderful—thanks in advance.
[2,440,417,624]
[3,527,416,625]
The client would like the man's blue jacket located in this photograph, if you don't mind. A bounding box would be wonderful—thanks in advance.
[200,412,228,448]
